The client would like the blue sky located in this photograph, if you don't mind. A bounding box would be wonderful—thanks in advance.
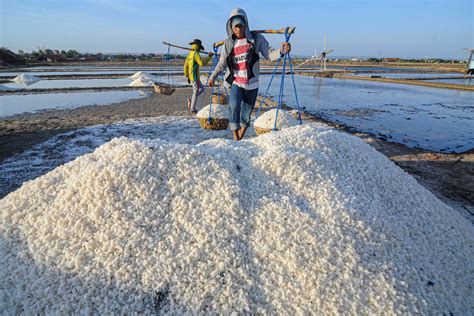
[1,0,472,59]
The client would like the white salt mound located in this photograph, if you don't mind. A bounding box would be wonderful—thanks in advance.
[196,103,230,119]
[129,71,152,80]
[12,73,41,85]
[128,76,155,87]
[254,108,297,130]
[1,125,473,314]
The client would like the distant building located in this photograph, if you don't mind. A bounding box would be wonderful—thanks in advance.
[383,58,400,62]
[48,54,65,62]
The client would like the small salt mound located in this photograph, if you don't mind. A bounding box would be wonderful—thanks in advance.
[254,108,297,130]
[128,76,155,87]
[196,103,230,119]
[129,71,152,80]
[12,73,41,85]
[1,125,473,314]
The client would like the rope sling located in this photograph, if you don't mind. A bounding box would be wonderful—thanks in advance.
[164,44,175,87]
[198,44,229,124]
[255,28,302,130]
[153,43,176,95]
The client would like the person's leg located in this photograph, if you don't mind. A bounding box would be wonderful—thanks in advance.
[229,84,244,140]
[190,81,202,113]
[238,88,259,140]
[195,81,204,99]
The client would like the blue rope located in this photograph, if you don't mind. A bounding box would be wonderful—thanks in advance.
[255,55,283,119]
[197,49,217,119]
[256,27,302,130]
[287,52,303,124]
[273,28,293,131]
[207,45,221,123]
[166,44,174,86]
[274,50,287,130]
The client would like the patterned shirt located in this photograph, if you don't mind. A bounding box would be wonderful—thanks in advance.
[232,38,259,90]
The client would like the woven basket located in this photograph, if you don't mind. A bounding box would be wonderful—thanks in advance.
[211,94,228,105]
[254,126,274,136]
[153,83,175,96]
[197,117,229,130]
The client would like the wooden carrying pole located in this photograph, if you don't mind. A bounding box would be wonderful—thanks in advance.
[213,26,296,48]
[162,41,215,55]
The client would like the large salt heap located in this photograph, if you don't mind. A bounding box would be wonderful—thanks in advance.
[1,125,473,314]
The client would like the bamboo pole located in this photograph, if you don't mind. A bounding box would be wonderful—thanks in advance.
[213,26,296,48]
[162,42,215,55]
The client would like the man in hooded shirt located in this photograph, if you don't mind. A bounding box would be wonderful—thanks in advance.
[208,8,291,141]
[184,39,213,113]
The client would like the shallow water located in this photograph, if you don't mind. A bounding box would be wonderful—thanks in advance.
[0,69,188,77]
[1,76,188,89]
[423,78,474,85]
[260,75,474,153]
[353,73,462,78]
[0,90,150,117]
[301,66,428,72]
[2,78,133,89]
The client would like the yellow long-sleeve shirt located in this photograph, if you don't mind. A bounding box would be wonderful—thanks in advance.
[183,44,211,82]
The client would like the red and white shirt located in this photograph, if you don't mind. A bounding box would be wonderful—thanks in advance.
[232,38,259,90]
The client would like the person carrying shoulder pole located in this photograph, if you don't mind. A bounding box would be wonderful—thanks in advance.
[184,39,213,113]
[208,8,291,141]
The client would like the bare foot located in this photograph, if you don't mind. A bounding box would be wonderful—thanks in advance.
[232,130,240,141]
[238,127,248,140]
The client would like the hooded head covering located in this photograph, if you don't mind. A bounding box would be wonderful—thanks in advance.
[226,8,253,40]
[231,16,246,28]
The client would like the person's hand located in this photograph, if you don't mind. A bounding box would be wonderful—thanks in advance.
[208,79,214,87]
[187,78,190,84]
[280,42,291,55]
[208,52,214,57]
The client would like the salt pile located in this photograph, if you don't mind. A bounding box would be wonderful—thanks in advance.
[12,73,41,85]
[129,71,158,87]
[128,76,155,87]
[196,103,230,119]
[129,71,152,80]
[1,125,473,314]
[254,108,297,130]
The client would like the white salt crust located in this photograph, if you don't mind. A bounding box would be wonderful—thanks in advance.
[129,71,153,80]
[12,74,41,85]
[1,125,473,314]
[196,104,230,119]
[128,77,155,87]
[254,109,297,130]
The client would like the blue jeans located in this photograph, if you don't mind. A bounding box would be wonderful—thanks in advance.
[228,85,258,131]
